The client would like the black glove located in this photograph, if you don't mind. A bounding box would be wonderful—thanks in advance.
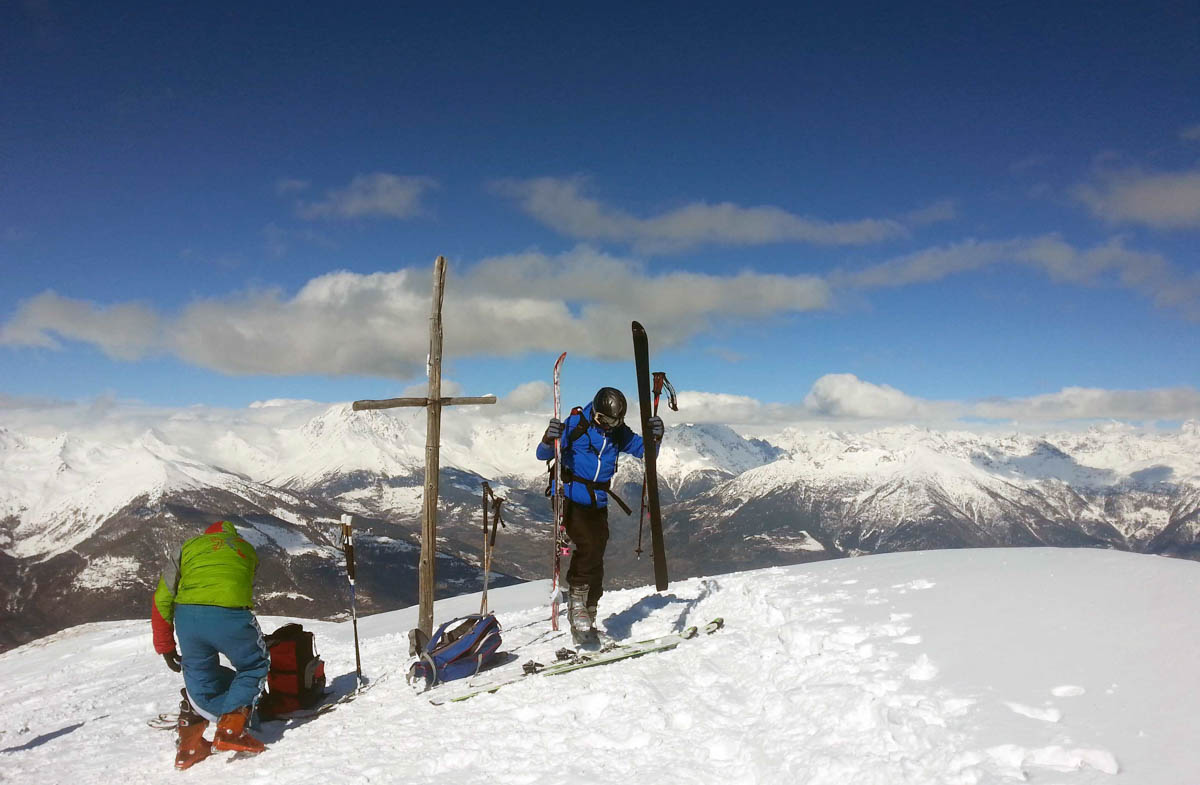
[649,416,664,441]
[543,417,563,444]
[163,651,182,673]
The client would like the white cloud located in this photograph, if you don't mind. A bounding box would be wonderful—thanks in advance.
[803,374,960,420]
[0,250,830,377]
[0,392,70,410]
[452,247,830,357]
[841,234,1200,320]
[0,292,161,359]
[492,177,921,252]
[1073,166,1200,229]
[4,377,1198,438]
[1180,124,1200,142]
[973,386,1200,422]
[649,390,790,425]
[840,238,1010,288]
[6,231,1198,381]
[1020,236,1200,318]
[500,381,551,411]
[297,173,438,220]
[620,379,959,427]
[682,377,1200,427]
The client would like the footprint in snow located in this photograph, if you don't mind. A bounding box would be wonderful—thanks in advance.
[986,743,1119,776]
[1004,702,1062,722]
[1052,685,1086,697]
[891,579,936,593]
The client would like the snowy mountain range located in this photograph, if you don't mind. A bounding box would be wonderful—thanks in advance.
[3,401,1199,651]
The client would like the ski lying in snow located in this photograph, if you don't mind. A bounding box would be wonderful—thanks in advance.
[261,673,383,722]
[632,321,668,591]
[151,678,378,732]
[430,618,724,704]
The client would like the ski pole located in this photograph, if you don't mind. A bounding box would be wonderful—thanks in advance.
[339,513,363,685]
[475,482,504,619]
[481,483,491,615]
[637,372,677,557]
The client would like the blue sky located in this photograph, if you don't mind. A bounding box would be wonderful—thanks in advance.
[3,2,1200,426]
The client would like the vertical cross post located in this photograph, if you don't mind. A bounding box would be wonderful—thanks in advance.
[352,256,496,636]
[421,255,446,637]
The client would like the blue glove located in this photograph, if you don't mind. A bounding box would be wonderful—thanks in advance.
[543,418,563,444]
[649,416,664,441]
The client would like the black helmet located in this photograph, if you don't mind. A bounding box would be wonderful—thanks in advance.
[592,387,627,429]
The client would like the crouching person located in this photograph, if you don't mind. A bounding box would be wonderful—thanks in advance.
[151,520,269,769]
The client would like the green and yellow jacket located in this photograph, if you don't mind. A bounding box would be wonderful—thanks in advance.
[151,520,258,654]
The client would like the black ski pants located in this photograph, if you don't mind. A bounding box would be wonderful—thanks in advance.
[563,499,609,608]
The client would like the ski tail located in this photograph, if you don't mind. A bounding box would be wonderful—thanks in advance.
[339,514,363,683]
[632,322,668,591]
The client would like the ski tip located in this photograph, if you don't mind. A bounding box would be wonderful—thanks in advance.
[632,320,645,333]
[706,618,725,632]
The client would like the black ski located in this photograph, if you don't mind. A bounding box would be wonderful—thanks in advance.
[632,321,668,591]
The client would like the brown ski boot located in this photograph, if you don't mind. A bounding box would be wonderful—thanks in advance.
[213,706,265,754]
[174,691,211,770]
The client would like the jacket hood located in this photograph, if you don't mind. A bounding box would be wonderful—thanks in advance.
[205,520,237,535]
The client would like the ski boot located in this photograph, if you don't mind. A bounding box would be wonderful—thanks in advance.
[175,690,211,770]
[568,585,600,649]
[213,706,265,755]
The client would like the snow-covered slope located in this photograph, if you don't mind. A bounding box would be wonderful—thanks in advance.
[1,548,1197,784]
[0,428,316,559]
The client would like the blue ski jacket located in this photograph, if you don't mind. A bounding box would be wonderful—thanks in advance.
[536,403,650,509]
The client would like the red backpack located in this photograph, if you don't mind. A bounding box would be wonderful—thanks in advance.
[259,623,327,718]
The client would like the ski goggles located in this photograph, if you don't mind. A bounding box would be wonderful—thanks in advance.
[593,411,623,429]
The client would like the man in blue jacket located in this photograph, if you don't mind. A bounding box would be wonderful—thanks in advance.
[536,387,664,645]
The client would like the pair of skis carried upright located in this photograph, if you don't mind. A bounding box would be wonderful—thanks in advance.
[547,321,669,631]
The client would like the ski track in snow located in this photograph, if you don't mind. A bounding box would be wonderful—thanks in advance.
[2,548,1198,784]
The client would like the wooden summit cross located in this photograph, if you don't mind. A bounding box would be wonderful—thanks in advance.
[351,256,496,636]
